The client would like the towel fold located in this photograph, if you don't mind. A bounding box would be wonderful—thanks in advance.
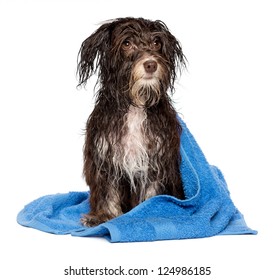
[17,118,257,242]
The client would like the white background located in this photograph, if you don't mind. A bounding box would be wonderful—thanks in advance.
[1,0,274,279]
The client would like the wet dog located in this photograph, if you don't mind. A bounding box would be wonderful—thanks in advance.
[77,17,186,226]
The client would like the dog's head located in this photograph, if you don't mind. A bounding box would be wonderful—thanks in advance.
[77,17,186,107]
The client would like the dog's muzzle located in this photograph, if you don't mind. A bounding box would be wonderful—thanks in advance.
[130,58,162,107]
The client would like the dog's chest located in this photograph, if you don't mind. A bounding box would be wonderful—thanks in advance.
[122,106,147,158]
[111,105,150,183]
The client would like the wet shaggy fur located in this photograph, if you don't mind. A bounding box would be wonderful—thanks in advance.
[77,17,187,226]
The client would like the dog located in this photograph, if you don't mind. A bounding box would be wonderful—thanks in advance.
[77,17,187,226]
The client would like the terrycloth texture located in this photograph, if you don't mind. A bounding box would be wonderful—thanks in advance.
[17,119,257,242]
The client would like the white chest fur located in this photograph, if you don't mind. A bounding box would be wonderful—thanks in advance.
[116,105,149,191]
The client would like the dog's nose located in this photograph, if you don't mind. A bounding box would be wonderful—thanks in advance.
[143,60,157,73]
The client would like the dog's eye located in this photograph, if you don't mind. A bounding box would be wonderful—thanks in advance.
[151,38,162,51]
[122,40,132,50]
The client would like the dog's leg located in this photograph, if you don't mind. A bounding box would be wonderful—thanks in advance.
[144,181,161,200]
[81,176,123,227]
[81,188,123,227]
[145,176,185,201]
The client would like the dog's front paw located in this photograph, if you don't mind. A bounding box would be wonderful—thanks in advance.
[81,214,101,227]
[81,213,111,227]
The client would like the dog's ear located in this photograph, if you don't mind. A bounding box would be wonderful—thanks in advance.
[77,22,113,87]
[158,22,186,72]
[170,35,187,85]
[154,20,187,90]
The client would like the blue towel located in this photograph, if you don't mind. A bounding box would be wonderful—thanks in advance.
[17,118,257,242]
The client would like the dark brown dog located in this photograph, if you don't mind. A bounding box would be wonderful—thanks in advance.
[77,17,186,226]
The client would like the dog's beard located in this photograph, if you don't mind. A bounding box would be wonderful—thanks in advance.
[130,78,161,107]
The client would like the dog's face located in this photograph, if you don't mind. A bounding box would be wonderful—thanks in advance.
[77,17,186,107]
